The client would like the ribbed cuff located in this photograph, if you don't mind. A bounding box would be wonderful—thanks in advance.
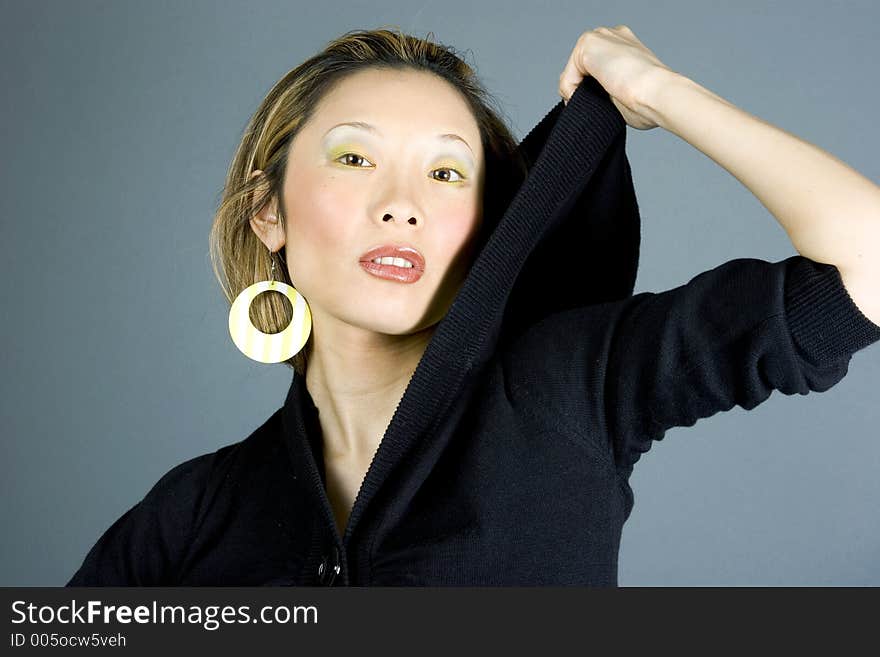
[784,255,880,366]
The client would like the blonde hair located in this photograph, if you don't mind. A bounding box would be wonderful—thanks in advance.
[209,26,527,375]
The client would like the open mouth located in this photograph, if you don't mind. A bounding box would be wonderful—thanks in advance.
[367,256,417,269]
[359,259,424,283]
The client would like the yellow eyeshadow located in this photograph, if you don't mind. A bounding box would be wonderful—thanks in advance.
[327,144,366,160]
[434,161,470,181]
[327,146,469,178]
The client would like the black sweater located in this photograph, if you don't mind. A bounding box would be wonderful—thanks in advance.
[66,78,880,587]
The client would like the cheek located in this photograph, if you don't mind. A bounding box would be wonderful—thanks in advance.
[434,197,482,255]
[284,176,358,258]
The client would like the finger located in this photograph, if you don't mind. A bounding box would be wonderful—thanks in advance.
[615,24,645,46]
[558,34,590,104]
[558,47,577,103]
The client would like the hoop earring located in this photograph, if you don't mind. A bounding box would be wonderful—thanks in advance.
[228,250,312,364]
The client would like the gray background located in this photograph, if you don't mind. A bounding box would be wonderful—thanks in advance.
[2,0,877,586]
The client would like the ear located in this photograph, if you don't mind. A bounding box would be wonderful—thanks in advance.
[248,170,285,253]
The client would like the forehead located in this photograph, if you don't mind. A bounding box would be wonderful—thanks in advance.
[310,68,481,149]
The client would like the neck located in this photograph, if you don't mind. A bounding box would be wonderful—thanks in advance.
[304,316,434,460]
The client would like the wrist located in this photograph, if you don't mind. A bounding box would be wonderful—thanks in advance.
[634,68,695,132]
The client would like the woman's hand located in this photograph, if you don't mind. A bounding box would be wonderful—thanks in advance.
[558,25,675,130]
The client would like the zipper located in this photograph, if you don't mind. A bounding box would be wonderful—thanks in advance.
[290,376,351,584]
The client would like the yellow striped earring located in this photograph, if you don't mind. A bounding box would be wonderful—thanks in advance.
[228,251,312,364]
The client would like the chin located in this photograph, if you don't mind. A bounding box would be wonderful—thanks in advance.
[348,301,449,337]
[363,315,436,337]
[325,279,459,336]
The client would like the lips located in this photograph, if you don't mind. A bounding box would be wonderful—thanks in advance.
[358,244,426,272]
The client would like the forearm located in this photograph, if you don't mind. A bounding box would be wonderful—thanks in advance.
[636,69,880,272]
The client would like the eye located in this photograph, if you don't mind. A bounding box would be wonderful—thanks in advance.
[431,167,465,183]
[335,152,465,183]
[335,152,374,168]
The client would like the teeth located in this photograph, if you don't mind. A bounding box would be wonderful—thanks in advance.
[371,256,414,268]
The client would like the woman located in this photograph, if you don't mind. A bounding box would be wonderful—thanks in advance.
[67,26,880,586]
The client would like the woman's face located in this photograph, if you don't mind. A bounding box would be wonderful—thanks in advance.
[267,67,485,338]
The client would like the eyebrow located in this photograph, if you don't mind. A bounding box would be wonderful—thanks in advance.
[323,121,475,156]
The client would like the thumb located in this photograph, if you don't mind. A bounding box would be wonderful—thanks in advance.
[558,44,590,105]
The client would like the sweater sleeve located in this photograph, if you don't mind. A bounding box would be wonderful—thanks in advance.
[593,255,880,471]
[65,454,210,586]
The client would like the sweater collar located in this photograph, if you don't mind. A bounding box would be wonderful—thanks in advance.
[282,76,636,549]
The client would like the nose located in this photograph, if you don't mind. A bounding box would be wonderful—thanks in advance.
[382,212,418,225]
[375,168,423,227]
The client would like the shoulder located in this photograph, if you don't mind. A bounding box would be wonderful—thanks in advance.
[143,408,286,508]
[66,409,287,586]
